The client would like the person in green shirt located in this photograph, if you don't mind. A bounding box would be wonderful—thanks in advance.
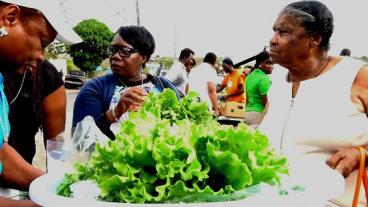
[245,51,273,126]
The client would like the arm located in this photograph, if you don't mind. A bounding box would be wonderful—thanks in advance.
[0,197,40,207]
[224,83,244,100]
[216,84,226,93]
[326,65,368,177]
[207,82,219,115]
[351,65,368,116]
[261,94,268,108]
[0,144,43,190]
[216,76,227,93]
[260,99,269,120]
[42,86,66,140]
[259,76,272,108]
[72,80,115,139]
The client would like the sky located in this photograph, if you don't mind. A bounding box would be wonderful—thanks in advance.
[63,0,368,62]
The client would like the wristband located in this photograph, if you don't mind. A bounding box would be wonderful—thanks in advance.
[111,107,119,122]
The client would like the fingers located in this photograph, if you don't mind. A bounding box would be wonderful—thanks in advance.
[334,159,356,177]
[121,87,148,103]
[116,87,148,114]
[326,148,361,178]
[326,151,344,169]
[128,102,142,112]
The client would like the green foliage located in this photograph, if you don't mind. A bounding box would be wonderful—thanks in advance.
[158,57,174,68]
[358,56,368,63]
[66,59,78,73]
[68,19,114,73]
[100,59,110,70]
[46,42,69,59]
[57,90,288,203]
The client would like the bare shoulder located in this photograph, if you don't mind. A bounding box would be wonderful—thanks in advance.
[351,64,368,114]
[354,65,368,87]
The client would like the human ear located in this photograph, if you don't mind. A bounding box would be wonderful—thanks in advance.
[310,35,322,48]
[0,5,21,26]
[140,54,147,64]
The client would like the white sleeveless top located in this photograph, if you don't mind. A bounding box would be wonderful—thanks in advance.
[259,57,368,206]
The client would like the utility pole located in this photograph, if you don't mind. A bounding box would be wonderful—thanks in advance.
[136,0,140,26]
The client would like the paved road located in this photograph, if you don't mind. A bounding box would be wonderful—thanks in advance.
[33,89,79,170]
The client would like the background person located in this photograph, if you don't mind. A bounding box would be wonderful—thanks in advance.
[185,58,196,95]
[0,0,80,206]
[187,52,219,115]
[259,1,368,205]
[165,48,194,97]
[340,48,351,57]
[4,60,66,164]
[216,57,246,103]
[244,51,273,126]
[72,26,180,139]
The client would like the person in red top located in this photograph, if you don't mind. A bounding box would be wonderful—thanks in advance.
[216,58,246,103]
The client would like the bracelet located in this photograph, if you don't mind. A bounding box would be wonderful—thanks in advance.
[111,107,119,122]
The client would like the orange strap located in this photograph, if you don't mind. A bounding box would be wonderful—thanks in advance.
[352,146,368,207]
[362,166,368,204]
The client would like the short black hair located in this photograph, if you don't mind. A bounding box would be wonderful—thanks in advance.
[340,48,351,56]
[222,58,233,66]
[203,52,217,65]
[179,48,194,60]
[282,1,334,51]
[254,51,270,69]
[116,26,155,64]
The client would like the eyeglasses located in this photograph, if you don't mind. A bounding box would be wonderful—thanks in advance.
[107,45,139,57]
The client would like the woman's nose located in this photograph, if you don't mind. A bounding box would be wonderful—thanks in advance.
[111,51,122,60]
[270,33,278,46]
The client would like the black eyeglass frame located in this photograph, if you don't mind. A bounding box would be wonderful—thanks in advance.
[107,45,140,57]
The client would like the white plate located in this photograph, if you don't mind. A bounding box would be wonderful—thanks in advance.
[29,165,343,207]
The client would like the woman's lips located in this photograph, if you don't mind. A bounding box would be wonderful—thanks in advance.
[269,49,278,56]
[111,64,124,71]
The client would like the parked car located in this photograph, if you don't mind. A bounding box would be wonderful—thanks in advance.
[65,70,87,89]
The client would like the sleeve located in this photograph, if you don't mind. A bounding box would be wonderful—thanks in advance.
[258,76,272,95]
[165,66,183,85]
[209,69,218,84]
[157,77,181,100]
[72,79,115,139]
[41,61,64,97]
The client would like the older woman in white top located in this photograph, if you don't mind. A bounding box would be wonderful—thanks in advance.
[259,1,368,206]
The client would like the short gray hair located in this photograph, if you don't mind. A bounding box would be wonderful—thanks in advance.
[280,1,334,52]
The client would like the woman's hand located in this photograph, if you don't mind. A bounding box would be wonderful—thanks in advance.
[115,87,148,116]
[326,147,361,177]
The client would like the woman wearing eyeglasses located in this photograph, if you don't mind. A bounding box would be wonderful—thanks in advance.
[72,26,180,139]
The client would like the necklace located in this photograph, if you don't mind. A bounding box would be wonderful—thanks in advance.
[313,56,330,78]
[287,56,331,82]
[10,70,27,105]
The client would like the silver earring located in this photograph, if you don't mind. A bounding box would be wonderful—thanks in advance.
[0,27,8,37]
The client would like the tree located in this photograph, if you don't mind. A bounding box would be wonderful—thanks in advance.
[68,19,113,73]
[158,57,174,69]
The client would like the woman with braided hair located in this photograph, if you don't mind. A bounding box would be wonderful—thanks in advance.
[4,60,66,164]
